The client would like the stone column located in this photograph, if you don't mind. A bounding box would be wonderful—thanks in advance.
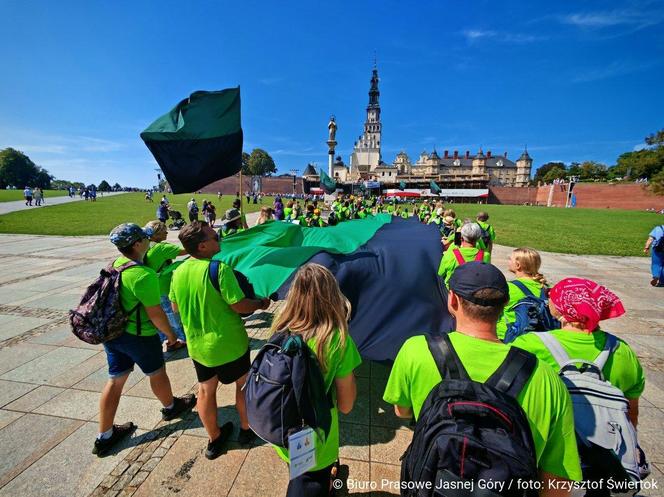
[327,139,337,178]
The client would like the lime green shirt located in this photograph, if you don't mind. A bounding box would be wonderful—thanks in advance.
[169,258,247,366]
[284,207,293,219]
[437,245,492,287]
[113,257,161,336]
[144,241,183,296]
[383,333,582,481]
[496,278,546,340]
[275,330,362,471]
[512,329,645,399]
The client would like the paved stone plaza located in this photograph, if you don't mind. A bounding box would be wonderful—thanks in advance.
[0,231,663,497]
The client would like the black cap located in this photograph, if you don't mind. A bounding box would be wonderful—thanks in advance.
[449,262,509,306]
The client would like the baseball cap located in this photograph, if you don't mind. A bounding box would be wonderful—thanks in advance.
[109,223,152,248]
[222,208,242,224]
[448,262,508,306]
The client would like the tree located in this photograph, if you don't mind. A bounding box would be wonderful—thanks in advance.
[0,148,52,189]
[650,169,664,195]
[241,151,251,175]
[246,148,277,176]
[578,161,608,181]
[112,182,122,191]
[98,180,111,191]
[610,149,664,180]
[542,165,567,184]
[533,162,566,185]
[645,129,664,147]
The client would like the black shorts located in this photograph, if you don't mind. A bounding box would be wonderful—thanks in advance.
[192,348,251,384]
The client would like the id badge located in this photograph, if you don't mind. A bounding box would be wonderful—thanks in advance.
[288,427,316,480]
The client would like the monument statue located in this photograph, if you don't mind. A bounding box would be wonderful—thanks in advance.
[328,116,337,142]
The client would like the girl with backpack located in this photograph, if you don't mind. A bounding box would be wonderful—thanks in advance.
[496,247,550,341]
[512,278,648,488]
[270,263,362,497]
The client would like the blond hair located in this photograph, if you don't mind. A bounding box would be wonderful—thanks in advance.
[145,220,167,239]
[271,263,351,372]
[443,209,456,219]
[512,247,547,286]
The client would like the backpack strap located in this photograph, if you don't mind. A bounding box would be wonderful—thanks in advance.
[594,333,619,370]
[426,334,470,381]
[486,347,537,398]
[452,249,465,266]
[208,260,221,292]
[510,280,534,298]
[535,332,571,369]
[115,261,142,335]
[474,249,484,262]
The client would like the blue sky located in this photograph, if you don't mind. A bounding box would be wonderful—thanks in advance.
[1,0,663,188]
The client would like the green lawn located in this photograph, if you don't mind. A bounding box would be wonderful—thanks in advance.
[0,194,659,256]
[0,189,69,202]
[0,193,270,236]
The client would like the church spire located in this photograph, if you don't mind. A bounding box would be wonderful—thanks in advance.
[368,65,379,109]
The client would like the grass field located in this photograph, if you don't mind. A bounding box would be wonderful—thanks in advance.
[0,193,270,236]
[0,189,69,202]
[0,193,660,256]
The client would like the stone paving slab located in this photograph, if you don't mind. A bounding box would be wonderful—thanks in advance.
[0,233,662,497]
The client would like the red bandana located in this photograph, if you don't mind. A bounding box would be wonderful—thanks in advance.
[549,278,625,331]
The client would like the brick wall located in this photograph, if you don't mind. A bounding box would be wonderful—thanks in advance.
[491,184,664,210]
[489,187,538,205]
[201,175,304,195]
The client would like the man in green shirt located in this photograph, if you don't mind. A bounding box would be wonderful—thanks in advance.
[476,211,496,252]
[144,220,187,345]
[438,222,491,287]
[384,262,583,492]
[171,221,270,459]
[94,223,195,457]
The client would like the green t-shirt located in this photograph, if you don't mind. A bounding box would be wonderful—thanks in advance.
[437,245,492,287]
[496,278,546,340]
[169,258,247,366]
[144,241,183,296]
[383,333,582,481]
[512,329,645,399]
[112,257,161,336]
[283,207,293,219]
[275,330,362,471]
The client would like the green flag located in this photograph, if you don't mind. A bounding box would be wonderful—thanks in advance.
[141,88,242,194]
[319,168,337,194]
[399,180,406,191]
[430,180,441,194]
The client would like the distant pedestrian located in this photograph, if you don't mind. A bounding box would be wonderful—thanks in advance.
[217,191,222,200]
[33,187,43,206]
[645,224,664,287]
[23,186,33,206]
[207,202,217,227]
[187,198,199,223]
[156,201,169,223]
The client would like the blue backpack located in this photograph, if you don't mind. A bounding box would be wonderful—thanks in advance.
[243,332,333,448]
[653,225,664,255]
[503,280,560,343]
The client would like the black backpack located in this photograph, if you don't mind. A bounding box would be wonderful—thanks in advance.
[243,331,333,447]
[653,226,664,255]
[400,334,539,497]
[478,223,492,248]
[209,260,256,318]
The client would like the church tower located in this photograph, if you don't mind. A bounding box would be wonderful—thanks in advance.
[350,65,382,176]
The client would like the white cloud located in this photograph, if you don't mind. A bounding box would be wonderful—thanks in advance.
[461,29,544,44]
[572,60,658,83]
[559,4,664,34]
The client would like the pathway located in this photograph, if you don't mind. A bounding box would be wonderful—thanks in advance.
[0,192,126,216]
[0,232,662,496]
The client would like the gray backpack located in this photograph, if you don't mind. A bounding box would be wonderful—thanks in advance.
[537,332,640,492]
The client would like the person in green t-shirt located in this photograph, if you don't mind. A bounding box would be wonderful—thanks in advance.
[219,207,246,238]
[144,220,187,346]
[437,222,491,287]
[496,247,549,341]
[384,262,582,491]
[270,263,362,496]
[170,221,270,460]
[476,211,496,252]
[512,277,645,428]
[94,223,195,457]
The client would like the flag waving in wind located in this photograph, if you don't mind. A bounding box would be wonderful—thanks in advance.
[319,168,337,194]
[399,180,407,191]
[430,180,441,194]
[140,88,243,194]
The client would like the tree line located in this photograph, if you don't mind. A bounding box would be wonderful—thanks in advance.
[532,129,664,194]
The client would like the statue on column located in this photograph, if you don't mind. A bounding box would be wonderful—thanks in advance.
[328,116,337,142]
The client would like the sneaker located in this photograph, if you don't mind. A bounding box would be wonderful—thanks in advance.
[161,394,197,421]
[651,278,659,287]
[92,422,137,456]
[238,428,256,446]
[205,422,234,460]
